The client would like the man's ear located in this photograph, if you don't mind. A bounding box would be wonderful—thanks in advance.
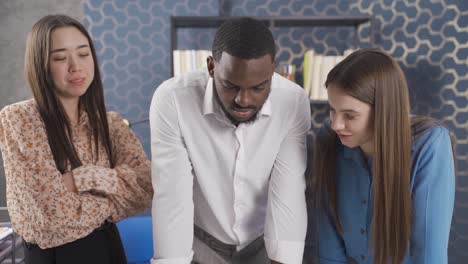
[207,56,215,77]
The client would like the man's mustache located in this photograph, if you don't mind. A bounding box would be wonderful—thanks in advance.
[231,103,256,111]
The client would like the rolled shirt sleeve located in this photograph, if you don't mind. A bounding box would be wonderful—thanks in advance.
[150,81,195,263]
[264,89,310,263]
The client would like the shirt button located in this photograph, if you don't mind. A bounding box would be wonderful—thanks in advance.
[361,200,367,205]
[360,228,366,235]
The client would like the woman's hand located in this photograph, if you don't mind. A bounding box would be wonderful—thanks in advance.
[62,171,77,193]
[117,154,141,168]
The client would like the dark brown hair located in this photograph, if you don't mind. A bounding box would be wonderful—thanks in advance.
[24,14,113,173]
[313,49,414,264]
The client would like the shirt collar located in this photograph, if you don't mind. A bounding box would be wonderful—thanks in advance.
[78,111,89,126]
[258,94,271,117]
[343,145,361,160]
[75,109,89,129]
[203,78,216,115]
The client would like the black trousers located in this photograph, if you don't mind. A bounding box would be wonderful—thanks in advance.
[23,222,127,264]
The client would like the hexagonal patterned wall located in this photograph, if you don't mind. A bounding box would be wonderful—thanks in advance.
[83,0,467,263]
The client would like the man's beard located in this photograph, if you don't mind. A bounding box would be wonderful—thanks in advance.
[212,84,259,126]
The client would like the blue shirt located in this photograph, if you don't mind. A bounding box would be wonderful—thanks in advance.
[317,125,455,263]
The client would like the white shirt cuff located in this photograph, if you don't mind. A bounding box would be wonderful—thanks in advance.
[150,250,194,264]
[264,238,304,264]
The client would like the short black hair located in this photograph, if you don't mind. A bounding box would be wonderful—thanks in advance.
[212,17,275,62]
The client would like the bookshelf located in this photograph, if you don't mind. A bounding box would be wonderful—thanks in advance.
[130,16,374,126]
[170,15,375,77]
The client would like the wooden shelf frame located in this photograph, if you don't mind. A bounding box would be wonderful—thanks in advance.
[169,15,375,76]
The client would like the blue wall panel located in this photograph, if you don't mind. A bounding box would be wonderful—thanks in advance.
[83,1,467,262]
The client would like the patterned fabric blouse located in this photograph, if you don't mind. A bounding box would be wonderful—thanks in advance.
[0,99,153,249]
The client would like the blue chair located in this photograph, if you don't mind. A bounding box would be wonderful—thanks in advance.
[117,215,153,264]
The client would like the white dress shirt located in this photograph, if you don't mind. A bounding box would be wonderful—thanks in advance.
[150,69,310,264]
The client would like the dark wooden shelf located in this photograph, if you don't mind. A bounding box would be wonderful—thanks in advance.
[170,15,375,76]
[310,100,329,105]
[171,15,372,28]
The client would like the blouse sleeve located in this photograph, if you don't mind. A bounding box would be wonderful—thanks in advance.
[0,104,114,249]
[72,112,153,222]
[410,126,455,263]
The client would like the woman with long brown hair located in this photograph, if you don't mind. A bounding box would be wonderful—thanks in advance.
[312,49,455,264]
[0,15,153,263]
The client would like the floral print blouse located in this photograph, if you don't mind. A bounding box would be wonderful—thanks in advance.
[0,99,153,249]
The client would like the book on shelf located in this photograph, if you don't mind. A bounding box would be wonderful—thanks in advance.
[302,49,355,101]
[173,50,212,77]
[310,54,323,101]
[318,56,336,100]
[302,50,314,97]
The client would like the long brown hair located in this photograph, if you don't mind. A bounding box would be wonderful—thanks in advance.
[313,49,413,264]
[24,14,114,173]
